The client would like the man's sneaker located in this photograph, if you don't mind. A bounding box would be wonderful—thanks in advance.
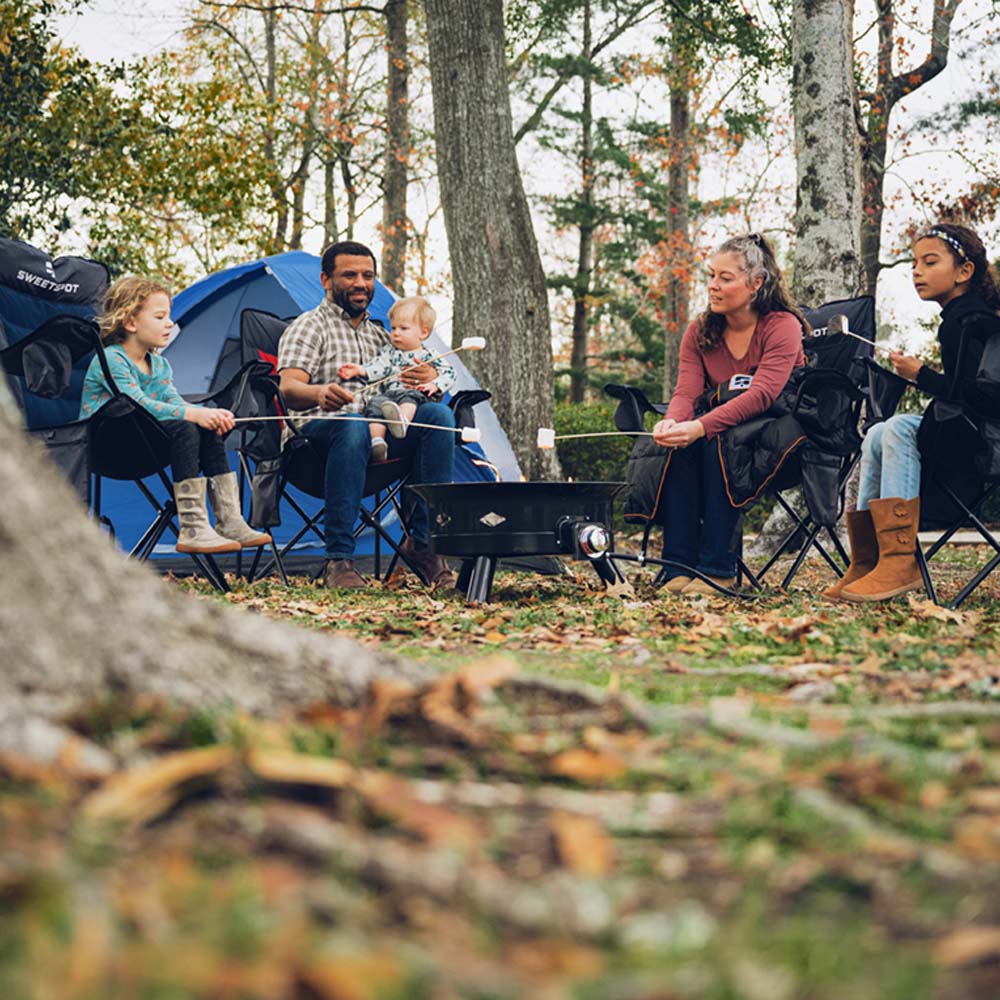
[400,536,456,590]
[322,558,367,589]
[381,400,409,438]
[370,437,389,462]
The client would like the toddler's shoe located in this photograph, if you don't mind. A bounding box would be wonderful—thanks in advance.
[370,437,388,462]
[381,400,409,438]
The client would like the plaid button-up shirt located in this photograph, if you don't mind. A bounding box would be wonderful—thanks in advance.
[277,296,391,441]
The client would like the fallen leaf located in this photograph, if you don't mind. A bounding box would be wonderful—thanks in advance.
[549,810,614,876]
[934,925,1000,967]
[81,746,236,826]
[247,749,355,788]
[548,748,626,783]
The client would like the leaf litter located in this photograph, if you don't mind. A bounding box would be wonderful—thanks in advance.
[4,558,1000,997]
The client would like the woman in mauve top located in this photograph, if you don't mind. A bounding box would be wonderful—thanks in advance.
[651,233,807,594]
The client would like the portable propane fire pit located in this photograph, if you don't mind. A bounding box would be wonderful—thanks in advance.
[406,481,629,603]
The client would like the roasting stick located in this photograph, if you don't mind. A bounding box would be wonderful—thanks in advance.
[826,314,895,357]
[361,336,487,390]
[838,328,895,356]
[230,413,482,443]
[536,427,652,448]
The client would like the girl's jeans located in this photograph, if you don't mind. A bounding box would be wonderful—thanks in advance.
[857,413,922,509]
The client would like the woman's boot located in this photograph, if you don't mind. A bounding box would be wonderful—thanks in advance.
[174,477,241,554]
[207,471,272,548]
[821,509,877,600]
[841,497,923,602]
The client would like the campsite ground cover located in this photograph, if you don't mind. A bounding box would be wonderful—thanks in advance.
[3,551,1000,999]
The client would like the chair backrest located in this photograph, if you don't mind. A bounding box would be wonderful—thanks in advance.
[800,296,875,381]
[0,239,109,429]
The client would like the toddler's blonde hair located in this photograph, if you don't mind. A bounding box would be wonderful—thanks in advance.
[388,295,436,332]
[99,276,172,345]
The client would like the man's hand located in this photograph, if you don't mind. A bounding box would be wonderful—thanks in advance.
[316,382,354,411]
[188,407,235,436]
[652,418,705,448]
[399,362,437,387]
[337,363,365,380]
[888,350,922,381]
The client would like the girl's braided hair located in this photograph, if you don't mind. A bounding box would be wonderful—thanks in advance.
[918,222,1000,312]
[99,276,172,345]
[695,233,808,352]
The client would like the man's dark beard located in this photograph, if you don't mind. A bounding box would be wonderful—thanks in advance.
[332,284,373,317]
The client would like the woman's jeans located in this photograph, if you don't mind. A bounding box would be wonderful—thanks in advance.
[857,413,922,510]
[161,420,229,482]
[301,402,455,560]
[659,438,742,580]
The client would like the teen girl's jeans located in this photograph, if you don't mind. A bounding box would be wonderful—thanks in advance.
[857,413,922,510]
[658,437,742,580]
[161,420,230,482]
[301,401,455,560]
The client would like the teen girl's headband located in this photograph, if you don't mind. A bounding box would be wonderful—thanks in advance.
[921,228,968,260]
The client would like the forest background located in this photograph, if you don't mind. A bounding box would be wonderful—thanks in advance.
[3,0,1000,477]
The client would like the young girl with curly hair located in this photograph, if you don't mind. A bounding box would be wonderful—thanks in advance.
[80,276,269,555]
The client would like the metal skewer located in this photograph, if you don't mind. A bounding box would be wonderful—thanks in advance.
[361,336,487,390]
[230,413,482,443]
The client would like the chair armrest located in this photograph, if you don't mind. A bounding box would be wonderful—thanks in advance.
[448,388,491,429]
[603,383,667,433]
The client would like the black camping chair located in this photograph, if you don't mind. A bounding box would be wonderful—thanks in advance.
[1,313,276,593]
[606,296,907,595]
[237,308,491,583]
[912,318,1000,608]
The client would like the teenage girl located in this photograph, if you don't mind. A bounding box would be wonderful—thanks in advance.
[827,223,1000,602]
[80,276,270,554]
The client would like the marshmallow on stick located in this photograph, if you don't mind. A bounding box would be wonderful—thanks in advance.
[536,427,653,449]
[461,426,482,443]
[363,336,488,390]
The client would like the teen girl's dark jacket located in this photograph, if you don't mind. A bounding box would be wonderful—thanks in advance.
[916,291,1000,527]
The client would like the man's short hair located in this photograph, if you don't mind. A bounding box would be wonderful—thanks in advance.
[321,240,377,276]
[389,295,436,332]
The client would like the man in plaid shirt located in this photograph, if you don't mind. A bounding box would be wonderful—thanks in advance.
[277,240,456,589]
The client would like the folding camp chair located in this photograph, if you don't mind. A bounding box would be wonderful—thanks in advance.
[0,312,271,593]
[911,321,1000,608]
[238,308,491,583]
[606,296,907,593]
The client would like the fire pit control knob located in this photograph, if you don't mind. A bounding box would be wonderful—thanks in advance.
[578,523,609,558]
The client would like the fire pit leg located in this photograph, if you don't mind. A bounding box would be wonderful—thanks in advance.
[463,555,498,604]
[590,554,635,599]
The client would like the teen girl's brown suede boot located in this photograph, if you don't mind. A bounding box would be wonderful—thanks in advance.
[841,497,923,602]
[174,477,241,554]
[821,508,877,600]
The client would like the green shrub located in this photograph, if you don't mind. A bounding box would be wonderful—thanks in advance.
[554,401,633,484]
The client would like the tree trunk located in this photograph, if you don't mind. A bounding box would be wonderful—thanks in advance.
[0,383,426,742]
[323,157,338,245]
[790,0,863,305]
[859,0,961,293]
[424,0,558,480]
[381,0,410,294]
[569,0,594,405]
[753,0,865,559]
[662,13,691,401]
